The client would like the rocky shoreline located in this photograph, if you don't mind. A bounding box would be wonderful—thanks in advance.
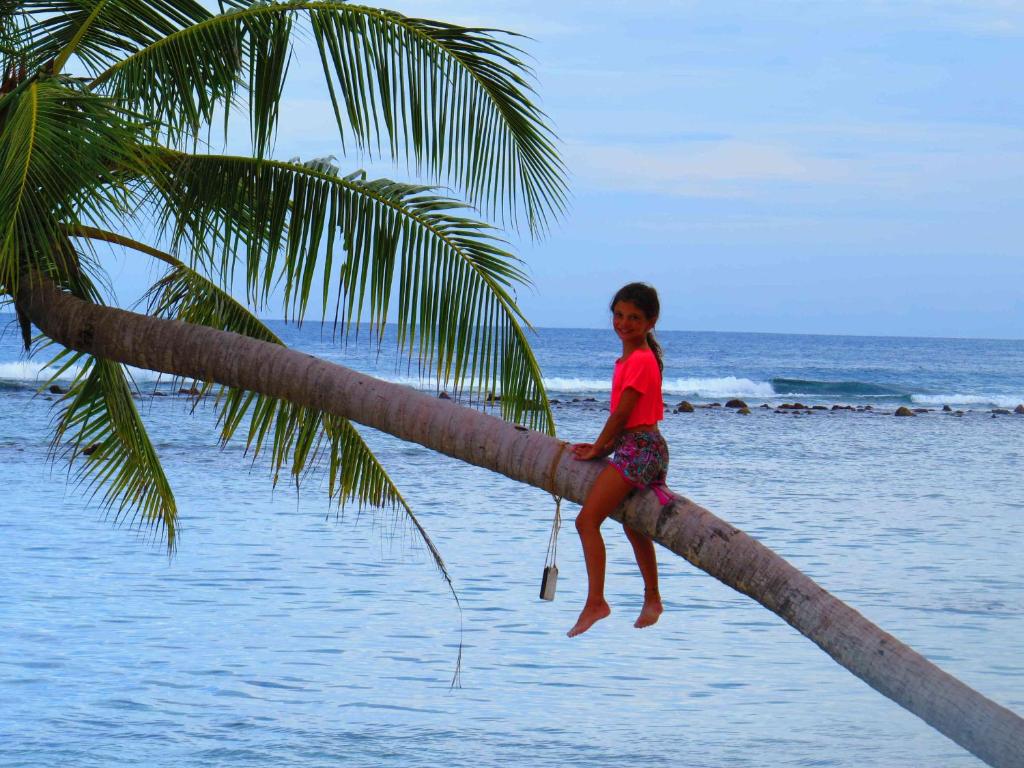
[37,382,1024,420]
[547,396,1024,419]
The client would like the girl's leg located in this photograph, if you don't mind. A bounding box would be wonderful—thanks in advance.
[624,526,663,628]
[567,465,634,637]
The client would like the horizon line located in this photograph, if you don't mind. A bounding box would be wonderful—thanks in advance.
[1,312,1020,344]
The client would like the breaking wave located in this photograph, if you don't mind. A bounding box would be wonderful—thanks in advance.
[1,361,1019,408]
[0,361,84,388]
[0,361,169,389]
[770,378,907,398]
[542,376,774,399]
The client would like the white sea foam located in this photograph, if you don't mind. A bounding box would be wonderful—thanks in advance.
[664,376,775,399]
[0,361,83,384]
[122,367,165,383]
[366,373,492,393]
[541,375,774,398]
[367,373,436,389]
[0,360,168,385]
[5,357,1013,409]
[541,377,611,393]
[313,372,777,401]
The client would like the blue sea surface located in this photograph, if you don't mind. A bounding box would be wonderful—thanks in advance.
[1,316,1022,767]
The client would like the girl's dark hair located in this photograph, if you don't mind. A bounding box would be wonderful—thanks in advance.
[610,282,664,377]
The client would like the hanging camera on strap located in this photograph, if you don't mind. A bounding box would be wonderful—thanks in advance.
[540,442,569,601]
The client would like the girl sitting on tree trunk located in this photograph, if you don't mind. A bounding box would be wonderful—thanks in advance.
[568,282,671,638]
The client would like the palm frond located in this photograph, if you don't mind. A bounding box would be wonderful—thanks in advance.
[0,4,23,62]
[86,1,295,156]
[322,413,452,589]
[239,4,294,159]
[64,223,177,266]
[141,253,283,344]
[46,349,178,550]
[222,392,454,586]
[16,0,211,75]
[90,2,566,234]
[138,255,452,583]
[0,77,147,292]
[309,4,567,236]
[51,0,112,74]
[151,151,554,433]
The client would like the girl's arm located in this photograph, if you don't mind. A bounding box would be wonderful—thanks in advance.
[573,388,642,460]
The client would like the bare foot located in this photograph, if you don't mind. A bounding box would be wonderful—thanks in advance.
[567,601,611,637]
[634,596,663,629]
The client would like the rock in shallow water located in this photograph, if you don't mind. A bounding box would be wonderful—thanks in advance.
[894,406,915,417]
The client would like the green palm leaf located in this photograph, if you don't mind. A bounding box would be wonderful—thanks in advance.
[90,1,566,234]
[150,151,554,433]
[135,252,452,583]
[5,1,565,588]
[0,5,22,59]
[307,5,567,234]
[46,349,178,550]
[0,77,146,292]
[16,0,211,74]
[74,0,293,158]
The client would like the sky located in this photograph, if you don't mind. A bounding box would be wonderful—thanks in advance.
[99,0,1024,338]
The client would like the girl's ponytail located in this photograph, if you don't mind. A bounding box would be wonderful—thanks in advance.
[646,331,664,378]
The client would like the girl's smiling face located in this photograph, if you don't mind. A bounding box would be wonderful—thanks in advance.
[612,300,655,345]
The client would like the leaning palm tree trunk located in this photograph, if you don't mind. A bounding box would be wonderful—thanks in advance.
[17,275,1024,768]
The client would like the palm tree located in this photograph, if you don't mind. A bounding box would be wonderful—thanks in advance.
[3,4,1022,767]
[17,278,1024,768]
[1,0,565,563]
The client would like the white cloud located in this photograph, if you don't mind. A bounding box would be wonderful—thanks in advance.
[560,116,1024,203]
[566,140,848,196]
[863,0,1024,36]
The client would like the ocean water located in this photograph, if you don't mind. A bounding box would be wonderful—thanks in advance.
[1,314,1023,767]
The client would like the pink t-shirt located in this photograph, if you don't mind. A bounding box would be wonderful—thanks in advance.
[611,348,664,427]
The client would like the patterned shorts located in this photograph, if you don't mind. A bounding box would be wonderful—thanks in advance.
[609,429,669,490]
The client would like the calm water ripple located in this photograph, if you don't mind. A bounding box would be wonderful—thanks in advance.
[2,325,1023,766]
